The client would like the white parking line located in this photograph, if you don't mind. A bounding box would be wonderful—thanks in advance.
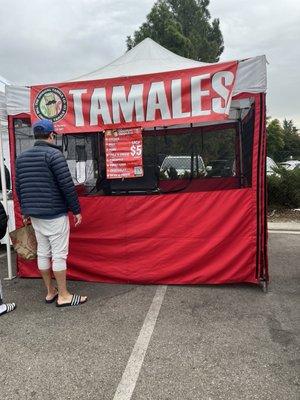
[113,285,167,400]
[269,230,300,235]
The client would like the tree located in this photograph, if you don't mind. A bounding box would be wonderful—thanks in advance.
[267,118,300,162]
[267,119,284,159]
[279,119,300,161]
[126,0,224,62]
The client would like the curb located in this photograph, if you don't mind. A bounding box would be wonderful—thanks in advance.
[268,229,300,232]
[268,222,300,232]
[269,229,300,233]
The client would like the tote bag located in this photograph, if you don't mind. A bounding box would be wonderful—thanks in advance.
[10,224,37,260]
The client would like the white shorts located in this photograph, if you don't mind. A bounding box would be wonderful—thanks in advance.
[31,215,70,272]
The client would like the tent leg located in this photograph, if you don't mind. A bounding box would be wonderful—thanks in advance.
[237,112,244,187]
[0,120,15,280]
[259,279,268,293]
[4,242,16,281]
[3,233,15,280]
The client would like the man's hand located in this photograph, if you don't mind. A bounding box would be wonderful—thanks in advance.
[22,215,30,225]
[74,214,82,227]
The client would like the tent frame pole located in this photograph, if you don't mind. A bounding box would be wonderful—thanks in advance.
[0,118,15,280]
[237,109,244,187]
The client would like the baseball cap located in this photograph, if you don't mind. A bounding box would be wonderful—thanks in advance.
[32,119,56,135]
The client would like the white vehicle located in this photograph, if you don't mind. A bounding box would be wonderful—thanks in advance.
[160,155,206,178]
[279,160,300,170]
[266,157,278,176]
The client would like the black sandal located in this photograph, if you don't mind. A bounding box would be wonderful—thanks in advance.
[0,303,16,316]
[56,294,87,308]
[45,293,58,304]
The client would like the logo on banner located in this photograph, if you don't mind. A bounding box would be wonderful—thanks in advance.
[34,87,67,122]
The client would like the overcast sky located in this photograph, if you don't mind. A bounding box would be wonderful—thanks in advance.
[0,0,299,126]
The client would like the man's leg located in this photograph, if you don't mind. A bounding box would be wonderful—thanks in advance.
[53,270,86,305]
[40,269,57,301]
[52,270,69,298]
[31,218,57,301]
[50,216,87,305]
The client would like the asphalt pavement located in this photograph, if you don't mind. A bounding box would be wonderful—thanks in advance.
[0,232,299,400]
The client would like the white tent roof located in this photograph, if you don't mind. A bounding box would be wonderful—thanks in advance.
[0,75,11,123]
[69,38,266,96]
[70,38,207,81]
[0,74,11,94]
[6,38,267,116]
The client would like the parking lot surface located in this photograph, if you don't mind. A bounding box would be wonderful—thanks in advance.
[0,232,299,400]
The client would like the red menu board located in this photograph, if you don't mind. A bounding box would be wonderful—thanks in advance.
[105,128,144,179]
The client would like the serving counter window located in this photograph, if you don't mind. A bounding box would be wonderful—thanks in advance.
[12,105,255,196]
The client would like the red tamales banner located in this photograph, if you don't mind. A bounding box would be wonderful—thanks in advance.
[105,128,143,179]
[30,61,238,134]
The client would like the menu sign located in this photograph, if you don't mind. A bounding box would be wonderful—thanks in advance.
[105,128,143,179]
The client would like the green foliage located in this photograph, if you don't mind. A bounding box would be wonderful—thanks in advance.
[268,167,300,209]
[126,0,224,62]
[274,119,300,162]
[267,118,300,162]
[267,118,284,158]
[198,129,235,163]
[267,119,300,209]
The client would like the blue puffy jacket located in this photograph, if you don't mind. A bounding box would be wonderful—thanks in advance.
[16,141,81,218]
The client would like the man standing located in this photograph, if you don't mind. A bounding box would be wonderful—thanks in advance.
[16,119,87,307]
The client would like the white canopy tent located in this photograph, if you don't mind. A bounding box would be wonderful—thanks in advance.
[70,38,266,95]
[5,38,267,117]
[71,38,208,81]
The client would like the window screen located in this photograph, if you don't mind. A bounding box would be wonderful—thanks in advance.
[13,105,255,195]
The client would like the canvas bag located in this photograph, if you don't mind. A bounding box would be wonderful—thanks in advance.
[9,224,37,260]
